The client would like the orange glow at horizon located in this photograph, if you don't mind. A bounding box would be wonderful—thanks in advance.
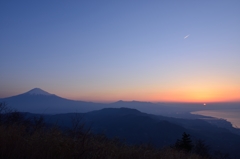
[153,91,240,103]
[64,87,240,103]
[55,79,240,103]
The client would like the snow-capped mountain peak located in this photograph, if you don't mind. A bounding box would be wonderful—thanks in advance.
[25,88,53,96]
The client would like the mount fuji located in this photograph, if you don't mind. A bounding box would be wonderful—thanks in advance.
[0,88,105,114]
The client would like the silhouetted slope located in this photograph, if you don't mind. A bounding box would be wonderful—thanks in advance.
[84,108,186,146]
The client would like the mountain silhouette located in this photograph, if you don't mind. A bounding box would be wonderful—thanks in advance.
[1,88,105,114]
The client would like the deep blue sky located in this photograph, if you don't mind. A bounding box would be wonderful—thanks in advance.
[1,1,240,102]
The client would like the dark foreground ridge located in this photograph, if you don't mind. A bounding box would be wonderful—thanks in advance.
[0,102,237,159]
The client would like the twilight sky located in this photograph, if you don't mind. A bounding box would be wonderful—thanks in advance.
[1,0,240,102]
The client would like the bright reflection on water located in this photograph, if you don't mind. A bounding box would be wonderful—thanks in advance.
[192,109,240,129]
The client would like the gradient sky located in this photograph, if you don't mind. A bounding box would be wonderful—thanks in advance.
[1,0,240,102]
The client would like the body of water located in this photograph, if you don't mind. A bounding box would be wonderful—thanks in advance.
[191,109,240,129]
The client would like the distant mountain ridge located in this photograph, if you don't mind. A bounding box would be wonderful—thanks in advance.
[1,88,240,115]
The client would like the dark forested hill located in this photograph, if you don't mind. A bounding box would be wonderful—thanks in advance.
[33,107,240,158]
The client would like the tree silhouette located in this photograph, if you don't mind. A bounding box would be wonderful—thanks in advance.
[175,132,193,152]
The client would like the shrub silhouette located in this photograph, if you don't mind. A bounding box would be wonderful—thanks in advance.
[194,139,210,158]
